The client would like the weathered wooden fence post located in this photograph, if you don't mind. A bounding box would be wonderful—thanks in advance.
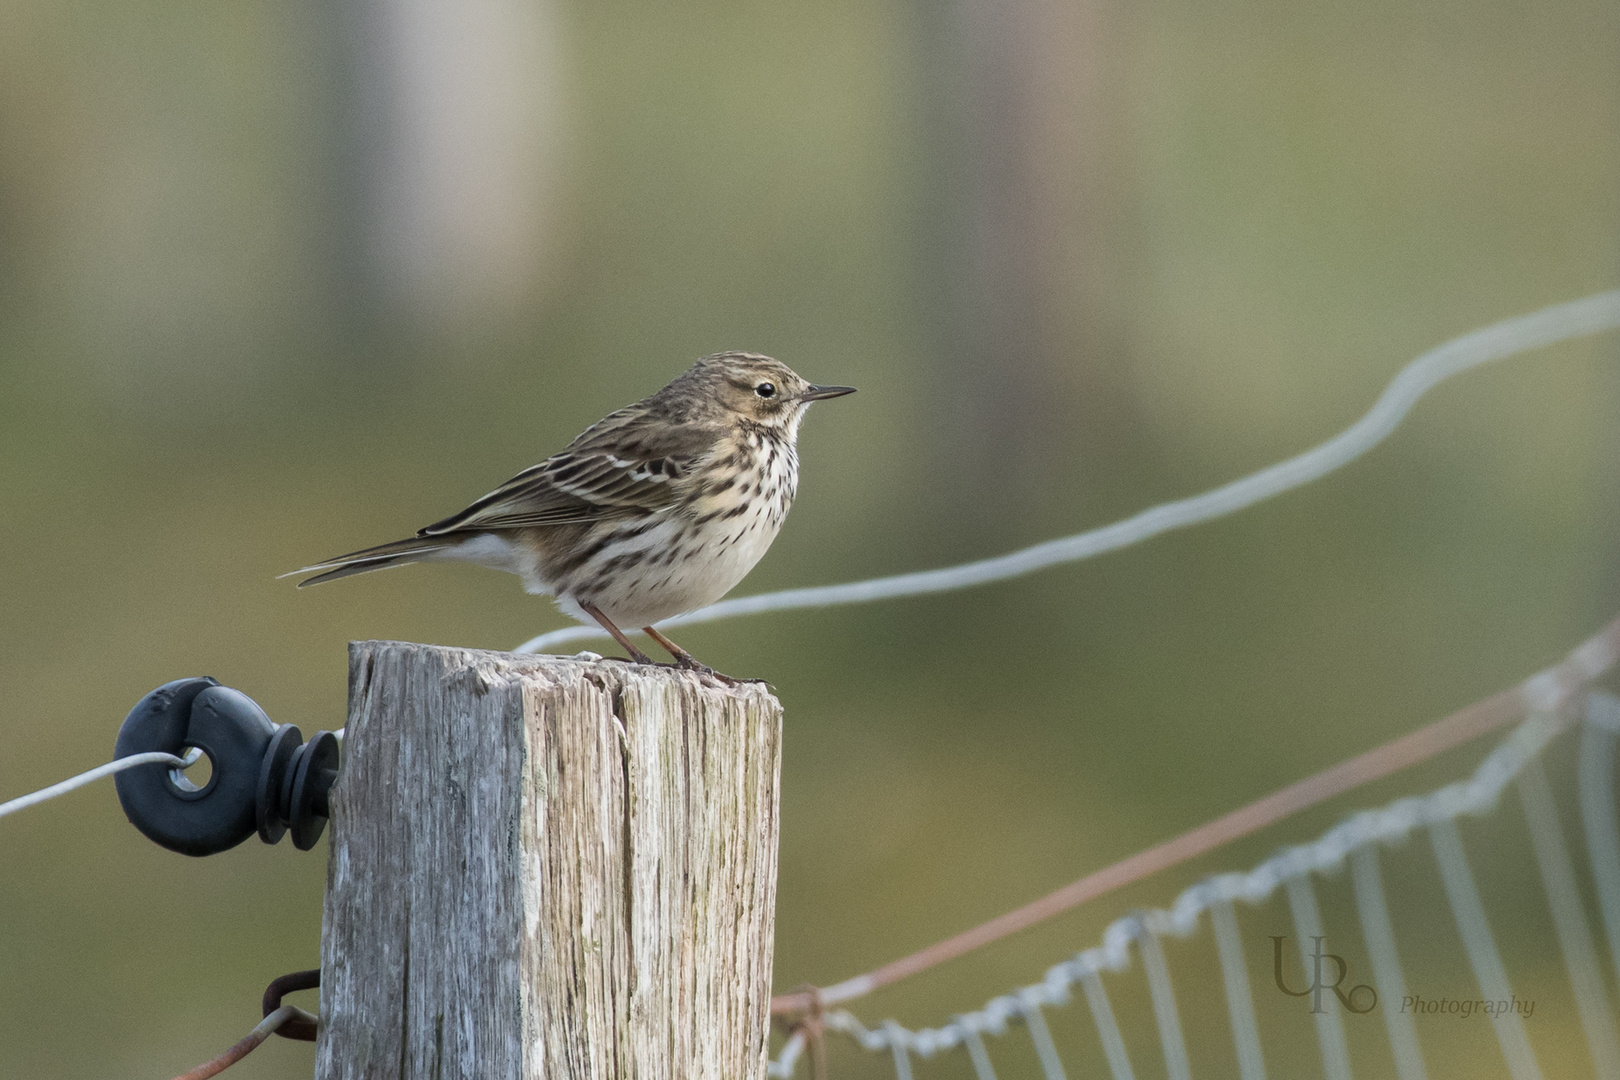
[315,640,783,1079]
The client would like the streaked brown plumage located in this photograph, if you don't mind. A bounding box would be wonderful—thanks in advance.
[289,352,854,677]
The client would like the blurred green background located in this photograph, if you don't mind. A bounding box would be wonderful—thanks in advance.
[2,0,1619,1076]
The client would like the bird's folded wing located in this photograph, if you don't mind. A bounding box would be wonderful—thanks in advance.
[418,418,720,534]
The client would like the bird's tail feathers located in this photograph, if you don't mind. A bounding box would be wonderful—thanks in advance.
[282,536,460,587]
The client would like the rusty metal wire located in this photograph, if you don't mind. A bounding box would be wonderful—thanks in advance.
[170,1005,316,1080]
[169,970,320,1080]
[263,969,320,1041]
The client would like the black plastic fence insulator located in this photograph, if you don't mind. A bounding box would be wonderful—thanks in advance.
[113,678,340,857]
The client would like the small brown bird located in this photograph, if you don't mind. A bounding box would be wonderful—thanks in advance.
[289,353,854,679]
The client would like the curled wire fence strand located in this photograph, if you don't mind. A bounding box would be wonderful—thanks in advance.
[1428,817,1544,1080]
[1349,845,1427,1080]
[791,697,1584,1071]
[1582,692,1620,991]
[1079,968,1135,1080]
[1019,996,1070,1080]
[884,1021,915,1080]
[1209,899,1265,1080]
[957,1020,999,1080]
[1516,757,1620,1079]
[1138,928,1192,1080]
[1284,874,1352,1080]
[769,1031,808,1079]
[519,291,1620,654]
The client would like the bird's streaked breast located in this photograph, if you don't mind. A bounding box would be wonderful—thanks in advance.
[542,428,800,627]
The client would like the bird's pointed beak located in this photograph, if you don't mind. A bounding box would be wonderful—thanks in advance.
[800,384,857,401]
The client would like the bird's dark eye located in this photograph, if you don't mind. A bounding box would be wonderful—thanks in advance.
[755,382,776,398]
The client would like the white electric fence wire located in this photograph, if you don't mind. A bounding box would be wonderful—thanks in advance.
[1581,691,1620,991]
[1285,874,1354,1080]
[1349,846,1427,1080]
[518,291,1620,654]
[0,749,200,820]
[1427,817,1544,1080]
[784,701,1593,1076]
[1210,899,1266,1080]
[1518,756,1620,1080]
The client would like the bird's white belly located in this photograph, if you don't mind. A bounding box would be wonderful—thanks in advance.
[549,505,783,628]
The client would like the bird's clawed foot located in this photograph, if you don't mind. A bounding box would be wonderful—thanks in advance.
[597,650,657,666]
[581,608,759,687]
[596,646,747,686]
[642,626,758,687]
[673,655,742,687]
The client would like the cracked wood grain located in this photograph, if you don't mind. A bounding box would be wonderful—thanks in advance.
[315,641,782,1080]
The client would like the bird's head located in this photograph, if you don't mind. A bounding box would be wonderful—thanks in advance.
[680,352,855,436]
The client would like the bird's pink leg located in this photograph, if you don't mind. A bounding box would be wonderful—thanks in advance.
[581,602,656,665]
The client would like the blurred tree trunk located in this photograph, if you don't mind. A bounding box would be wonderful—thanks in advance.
[914,0,1138,537]
[332,0,561,338]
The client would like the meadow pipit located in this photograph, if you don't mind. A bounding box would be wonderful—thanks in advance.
[289,353,854,680]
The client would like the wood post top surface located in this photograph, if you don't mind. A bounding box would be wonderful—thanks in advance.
[348,637,781,702]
